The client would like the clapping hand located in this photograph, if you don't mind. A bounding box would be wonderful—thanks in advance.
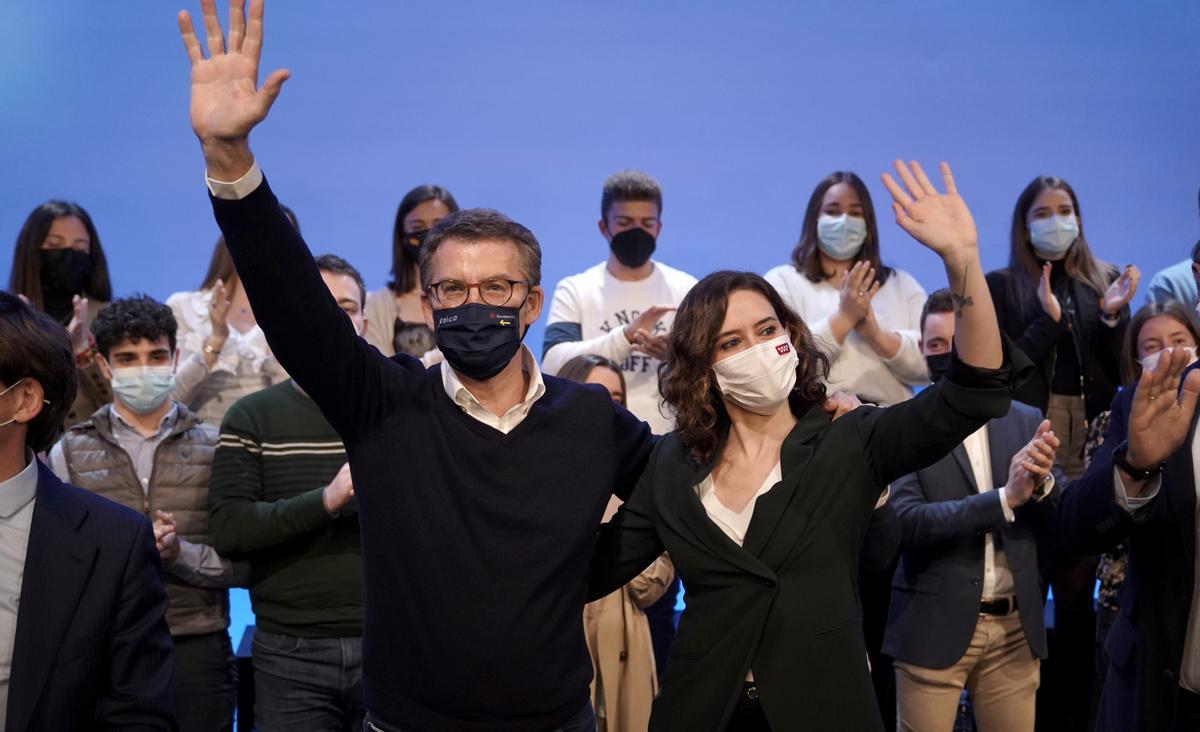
[625,305,675,360]
[322,462,356,515]
[881,161,978,261]
[837,261,881,326]
[1101,265,1140,317]
[153,510,181,564]
[1004,420,1059,509]
[1037,263,1062,322]
[209,277,232,340]
[66,294,92,355]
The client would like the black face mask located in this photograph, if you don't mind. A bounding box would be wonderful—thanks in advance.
[39,249,92,323]
[405,229,430,250]
[433,302,526,381]
[609,227,656,269]
[400,229,430,266]
[925,352,953,384]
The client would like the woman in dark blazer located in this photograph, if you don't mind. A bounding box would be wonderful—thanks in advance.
[984,175,1138,479]
[590,161,1032,731]
[984,176,1140,729]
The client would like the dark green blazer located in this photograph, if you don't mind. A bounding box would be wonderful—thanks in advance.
[590,351,1025,732]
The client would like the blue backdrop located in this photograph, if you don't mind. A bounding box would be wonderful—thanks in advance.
[3,1,1198,644]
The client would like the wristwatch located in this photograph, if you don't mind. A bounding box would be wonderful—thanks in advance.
[203,340,221,355]
[1112,440,1163,481]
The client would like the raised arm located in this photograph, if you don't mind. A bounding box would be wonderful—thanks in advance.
[881,160,1001,370]
[178,0,405,437]
[856,161,1015,485]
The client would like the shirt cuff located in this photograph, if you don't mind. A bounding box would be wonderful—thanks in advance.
[1033,474,1055,502]
[874,485,890,510]
[997,487,1015,523]
[206,161,263,200]
[1113,466,1160,515]
[1099,311,1121,328]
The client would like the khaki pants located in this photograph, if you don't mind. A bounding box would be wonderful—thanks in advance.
[895,611,1040,732]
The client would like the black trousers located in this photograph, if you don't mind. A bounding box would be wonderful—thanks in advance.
[173,630,238,732]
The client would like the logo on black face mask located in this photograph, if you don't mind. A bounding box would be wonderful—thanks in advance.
[438,314,459,326]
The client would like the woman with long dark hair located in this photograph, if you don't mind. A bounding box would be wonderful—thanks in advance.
[985,175,1138,478]
[985,176,1138,731]
[364,184,459,357]
[590,162,1044,731]
[765,171,929,406]
[8,200,114,428]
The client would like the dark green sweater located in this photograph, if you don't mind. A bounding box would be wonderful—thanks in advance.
[208,380,362,637]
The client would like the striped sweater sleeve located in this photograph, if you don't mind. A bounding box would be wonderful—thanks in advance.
[207,402,334,556]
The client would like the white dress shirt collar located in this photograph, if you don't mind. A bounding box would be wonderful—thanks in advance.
[440,345,546,434]
[0,450,38,519]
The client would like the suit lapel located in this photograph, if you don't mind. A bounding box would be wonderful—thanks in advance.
[741,402,825,558]
[950,444,978,493]
[987,419,1014,492]
[7,463,97,732]
[674,476,776,582]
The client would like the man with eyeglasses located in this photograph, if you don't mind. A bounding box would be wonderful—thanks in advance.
[178,2,651,729]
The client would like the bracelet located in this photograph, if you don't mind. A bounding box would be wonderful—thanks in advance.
[1112,440,1163,481]
[202,339,223,355]
[75,333,98,366]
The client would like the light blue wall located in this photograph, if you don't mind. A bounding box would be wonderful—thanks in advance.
[3,1,1198,642]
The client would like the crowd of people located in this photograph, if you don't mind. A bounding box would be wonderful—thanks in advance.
[2,2,1199,731]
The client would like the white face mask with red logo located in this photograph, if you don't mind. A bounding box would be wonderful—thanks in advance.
[712,334,799,415]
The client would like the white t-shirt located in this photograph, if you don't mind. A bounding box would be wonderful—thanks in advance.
[764,263,929,405]
[542,261,697,434]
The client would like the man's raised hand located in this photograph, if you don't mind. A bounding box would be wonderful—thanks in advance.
[178,0,289,179]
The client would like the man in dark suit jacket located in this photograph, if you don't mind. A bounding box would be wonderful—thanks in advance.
[884,289,1062,731]
[1058,346,1200,732]
[0,291,175,731]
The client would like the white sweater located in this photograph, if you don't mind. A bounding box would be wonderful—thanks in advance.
[542,261,697,434]
[764,263,929,405]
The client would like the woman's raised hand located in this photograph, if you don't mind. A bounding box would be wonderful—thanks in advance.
[1125,345,1200,475]
[178,0,289,176]
[881,160,978,261]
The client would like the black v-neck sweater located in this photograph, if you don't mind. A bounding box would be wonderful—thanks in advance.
[212,178,654,731]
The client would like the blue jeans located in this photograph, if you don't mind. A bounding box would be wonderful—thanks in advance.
[364,699,596,732]
[253,628,365,732]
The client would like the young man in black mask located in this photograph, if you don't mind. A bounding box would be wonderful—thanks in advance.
[540,170,697,677]
[542,170,697,436]
[179,3,652,729]
[883,288,1064,731]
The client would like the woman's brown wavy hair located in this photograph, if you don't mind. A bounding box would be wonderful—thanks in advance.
[659,271,830,464]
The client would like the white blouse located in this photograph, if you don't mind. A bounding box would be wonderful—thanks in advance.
[764,264,929,405]
[167,288,288,426]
